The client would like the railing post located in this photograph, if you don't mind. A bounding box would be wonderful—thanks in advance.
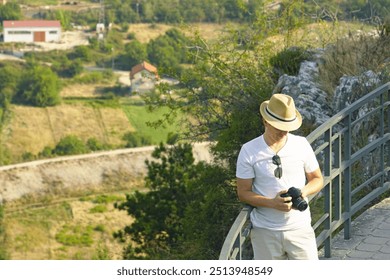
[380,92,385,187]
[387,89,390,184]
[343,115,352,240]
[334,135,342,221]
[324,128,332,257]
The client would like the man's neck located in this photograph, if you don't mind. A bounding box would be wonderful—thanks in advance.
[263,132,288,154]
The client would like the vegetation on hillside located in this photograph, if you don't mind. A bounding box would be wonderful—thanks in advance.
[30,0,388,26]
[0,205,7,260]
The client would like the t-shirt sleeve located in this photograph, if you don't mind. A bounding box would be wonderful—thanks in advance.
[236,146,255,179]
[303,138,319,173]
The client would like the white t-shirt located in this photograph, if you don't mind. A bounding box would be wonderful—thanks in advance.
[236,133,319,230]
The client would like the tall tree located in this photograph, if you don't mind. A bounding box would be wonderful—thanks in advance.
[114,143,239,259]
[122,40,148,69]
[17,63,61,107]
[114,143,202,259]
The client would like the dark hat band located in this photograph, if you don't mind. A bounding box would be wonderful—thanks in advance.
[266,106,297,123]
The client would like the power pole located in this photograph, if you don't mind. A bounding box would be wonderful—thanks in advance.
[97,0,105,42]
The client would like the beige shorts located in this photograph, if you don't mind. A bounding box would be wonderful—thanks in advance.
[250,226,318,260]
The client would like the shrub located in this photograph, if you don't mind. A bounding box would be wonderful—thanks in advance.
[38,146,54,158]
[22,152,35,161]
[92,194,123,204]
[86,137,106,151]
[55,224,93,246]
[93,224,106,233]
[89,205,108,214]
[67,45,93,62]
[122,132,152,148]
[269,46,311,81]
[53,135,87,156]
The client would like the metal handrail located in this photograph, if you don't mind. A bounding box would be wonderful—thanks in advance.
[219,82,390,260]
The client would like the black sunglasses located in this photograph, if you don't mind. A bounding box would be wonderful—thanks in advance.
[272,155,282,179]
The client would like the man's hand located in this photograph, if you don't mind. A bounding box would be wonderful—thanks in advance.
[273,190,292,212]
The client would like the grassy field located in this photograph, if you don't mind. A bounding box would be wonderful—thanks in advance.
[122,103,184,145]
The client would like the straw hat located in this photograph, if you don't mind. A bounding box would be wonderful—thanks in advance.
[259,94,302,131]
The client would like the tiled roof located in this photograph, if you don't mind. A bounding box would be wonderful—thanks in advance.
[130,61,159,79]
[3,20,61,28]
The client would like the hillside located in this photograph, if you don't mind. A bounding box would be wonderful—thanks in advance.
[0,19,232,162]
[1,142,212,259]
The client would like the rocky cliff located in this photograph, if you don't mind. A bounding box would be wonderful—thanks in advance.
[273,50,386,129]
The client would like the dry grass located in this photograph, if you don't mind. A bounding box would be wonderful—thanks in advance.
[127,23,175,43]
[60,84,106,98]
[266,21,375,53]
[3,103,133,157]
[126,23,232,43]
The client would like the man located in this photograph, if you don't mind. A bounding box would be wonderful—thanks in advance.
[236,93,324,260]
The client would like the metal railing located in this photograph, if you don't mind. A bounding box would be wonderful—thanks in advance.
[219,82,390,260]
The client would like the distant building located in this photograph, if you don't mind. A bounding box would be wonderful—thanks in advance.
[130,61,160,94]
[96,23,105,40]
[3,20,62,43]
[0,0,7,5]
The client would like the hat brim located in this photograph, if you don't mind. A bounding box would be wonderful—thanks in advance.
[260,101,302,131]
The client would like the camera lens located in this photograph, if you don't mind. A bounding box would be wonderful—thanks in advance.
[294,197,308,211]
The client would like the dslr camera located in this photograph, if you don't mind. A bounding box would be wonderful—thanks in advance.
[280,187,308,211]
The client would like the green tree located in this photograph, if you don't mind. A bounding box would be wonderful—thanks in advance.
[51,56,83,78]
[67,46,93,63]
[147,35,180,71]
[17,64,61,107]
[53,10,72,31]
[115,143,240,259]
[180,163,239,259]
[0,63,22,109]
[114,143,201,258]
[146,28,190,73]
[120,40,148,70]
[0,2,22,21]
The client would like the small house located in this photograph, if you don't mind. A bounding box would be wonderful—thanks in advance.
[130,61,159,94]
[3,20,62,43]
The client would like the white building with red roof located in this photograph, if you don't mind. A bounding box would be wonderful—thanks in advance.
[130,61,160,94]
[3,20,62,43]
